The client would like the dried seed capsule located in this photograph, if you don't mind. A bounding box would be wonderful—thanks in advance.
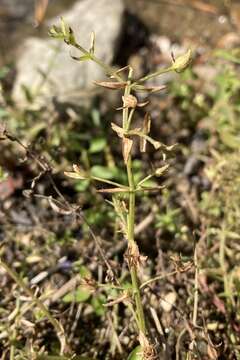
[122,95,138,108]
[172,49,192,73]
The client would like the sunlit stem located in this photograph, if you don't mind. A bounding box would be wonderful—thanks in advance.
[123,69,146,335]
[128,130,160,149]
[126,108,135,131]
[137,173,155,187]
[91,176,128,189]
[73,42,123,82]
[133,66,173,85]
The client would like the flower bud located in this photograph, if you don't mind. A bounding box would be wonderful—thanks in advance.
[172,49,192,73]
[155,164,169,176]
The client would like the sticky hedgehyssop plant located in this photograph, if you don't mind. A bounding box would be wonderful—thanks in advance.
[49,18,192,360]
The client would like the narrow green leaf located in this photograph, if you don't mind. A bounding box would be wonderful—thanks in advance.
[214,49,240,65]
[70,54,91,62]
[127,346,143,360]
[219,130,240,149]
[89,137,106,153]
[90,165,117,180]
[27,122,46,139]
[74,180,90,192]
[91,294,106,316]
[79,265,91,277]
[48,25,64,39]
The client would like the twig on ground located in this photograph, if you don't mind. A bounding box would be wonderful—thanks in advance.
[192,244,199,327]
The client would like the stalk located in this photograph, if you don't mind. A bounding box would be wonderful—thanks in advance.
[123,70,146,335]
[127,157,146,334]
[74,42,123,82]
[48,21,192,353]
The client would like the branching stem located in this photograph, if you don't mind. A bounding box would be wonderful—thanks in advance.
[133,66,173,85]
[73,42,123,82]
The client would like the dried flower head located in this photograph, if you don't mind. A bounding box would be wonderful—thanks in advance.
[122,95,138,108]
[172,49,192,73]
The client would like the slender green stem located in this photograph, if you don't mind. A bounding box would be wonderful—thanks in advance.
[128,130,160,149]
[140,270,177,289]
[122,69,146,335]
[10,344,15,360]
[91,176,128,189]
[122,82,131,130]
[133,66,173,85]
[127,157,146,334]
[137,173,154,187]
[73,42,123,82]
[127,158,135,242]
[126,108,135,131]
[33,43,62,100]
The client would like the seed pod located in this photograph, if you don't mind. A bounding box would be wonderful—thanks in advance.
[172,49,192,73]
[48,197,72,215]
[155,164,170,176]
[111,123,125,138]
[122,137,133,164]
[140,113,151,152]
[122,95,138,108]
[94,81,127,89]
[64,164,88,180]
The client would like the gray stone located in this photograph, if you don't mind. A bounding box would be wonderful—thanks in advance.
[12,0,124,108]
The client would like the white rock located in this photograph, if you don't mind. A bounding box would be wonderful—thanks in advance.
[12,0,124,108]
[160,292,177,312]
